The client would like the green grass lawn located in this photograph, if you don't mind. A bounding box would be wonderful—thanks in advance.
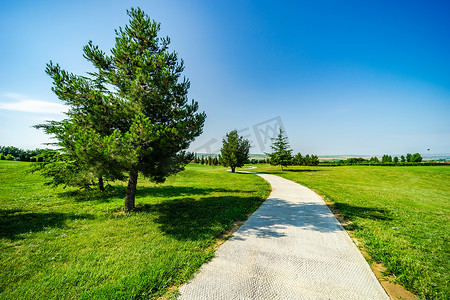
[249,164,450,299]
[0,161,270,299]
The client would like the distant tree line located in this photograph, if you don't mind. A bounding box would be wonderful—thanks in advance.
[3,143,442,169]
[193,129,264,171]
[192,129,319,171]
[249,158,269,164]
[193,154,222,166]
[192,154,270,166]
[0,146,46,162]
[292,153,320,166]
[321,153,431,166]
[266,129,319,170]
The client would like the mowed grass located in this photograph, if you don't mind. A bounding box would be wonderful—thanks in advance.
[0,161,270,299]
[249,164,449,299]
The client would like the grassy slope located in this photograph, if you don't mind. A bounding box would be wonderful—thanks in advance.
[0,161,270,299]
[250,164,449,299]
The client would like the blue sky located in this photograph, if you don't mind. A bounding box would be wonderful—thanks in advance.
[1,0,449,155]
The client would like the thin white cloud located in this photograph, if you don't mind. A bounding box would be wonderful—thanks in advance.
[0,93,68,114]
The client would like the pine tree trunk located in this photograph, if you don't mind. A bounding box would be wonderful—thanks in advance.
[98,175,105,192]
[281,165,283,171]
[124,168,138,212]
[231,166,235,173]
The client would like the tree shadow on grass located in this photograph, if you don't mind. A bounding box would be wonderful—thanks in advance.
[0,208,94,240]
[57,186,124,203]
[230,199,393,240]
[136,195,264,241]
[135,186,246,198]
[133,195,351,241]
[59,185,247,204]
[332,202,393,222]
[134,193,394,242]
[229,198,347,240]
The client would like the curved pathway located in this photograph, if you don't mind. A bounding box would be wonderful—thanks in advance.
[179,173,389,299]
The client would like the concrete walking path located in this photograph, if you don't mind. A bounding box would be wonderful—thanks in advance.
[179,172,390,299]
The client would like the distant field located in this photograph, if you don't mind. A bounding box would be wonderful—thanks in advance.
[249,164,450,299]
[0,161,270,299]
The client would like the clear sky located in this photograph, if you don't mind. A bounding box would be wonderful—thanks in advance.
[1,0,449,155]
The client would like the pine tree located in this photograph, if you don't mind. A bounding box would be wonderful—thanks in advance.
[311,154,319,166]
[292,153,304,166]
[35,8,206,211]
[304,154,311,166]
[267,129,292,171]
[220,130,250,173]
